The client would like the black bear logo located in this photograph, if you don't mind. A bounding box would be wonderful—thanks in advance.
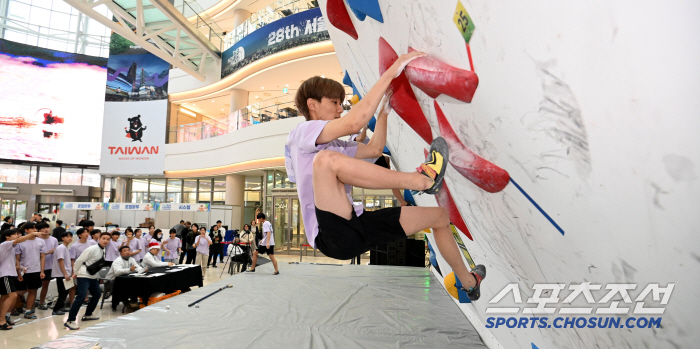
[125,115,147,142]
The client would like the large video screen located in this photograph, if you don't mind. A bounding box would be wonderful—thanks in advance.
[0,39,107,165]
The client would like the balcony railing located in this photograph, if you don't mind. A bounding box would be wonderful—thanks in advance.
[171,0,225,51]
[168,92,351,144]
[223,0,319,51]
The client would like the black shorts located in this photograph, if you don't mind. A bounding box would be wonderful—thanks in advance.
[16,272,42,290]
[257,245,275,255]
[314,206,406,260]
[374,155,390,169]
[0,276,17,295]
[43,269,52,279]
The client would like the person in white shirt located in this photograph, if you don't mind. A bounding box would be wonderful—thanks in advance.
[51,231,73,316]
[0,229,43,330]
[248,213,279,275]
[64,232,111,330]
[142,242,173,269]
[162,229,181,264]
[36,222,58,311]
[105,246,147,311]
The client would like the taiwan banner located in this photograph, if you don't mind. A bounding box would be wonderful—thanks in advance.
[60,202,106,210]
[156,203,211,212]
[106,203,155,211]
[100,23,168,176]
[221,8,329,78]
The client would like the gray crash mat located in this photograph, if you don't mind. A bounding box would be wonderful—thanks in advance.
[42,263,486,349]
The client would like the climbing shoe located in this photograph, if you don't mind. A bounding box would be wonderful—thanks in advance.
[416,137,449,194]
[461,264,486,301]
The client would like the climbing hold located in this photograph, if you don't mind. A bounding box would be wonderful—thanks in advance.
[327,0,358,40]
[405,47,479,103]
[342,70,353,86]
[437,181,474,241]
[444,272,460,299]
[346,0,384,23]
[378,37,433,144]
[434,101,510,193]
[350,94,360,105]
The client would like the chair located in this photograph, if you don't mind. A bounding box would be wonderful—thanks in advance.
[98,266,112,309]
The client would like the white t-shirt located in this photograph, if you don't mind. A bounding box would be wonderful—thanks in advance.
[260,221,274,246]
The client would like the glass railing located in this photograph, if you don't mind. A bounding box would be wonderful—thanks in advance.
[168,92,351,144]
[171,0,225,52]
[223,0,319,51]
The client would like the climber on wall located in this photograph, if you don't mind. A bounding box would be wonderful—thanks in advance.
[285,50,486,300]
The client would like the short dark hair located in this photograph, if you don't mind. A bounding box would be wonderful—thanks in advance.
[169,228,177,235]
[185,221,191,225]
[111,231,121,236]
[56,220,63,226]
[19,222,36,233]
[295,76,346,121]
[91,229,102,236]
[76,228,87,236]
[0,228,19,242]
[256,212,266,220]
[216,220,222,223]
[34,213,42,217]
[84,220,95,228]
[243,224,250,230]
[100,232,111,238]
[60,231,72,240]
[3,216,11,222]
[180,220,184,223]
[42,217,50,223]
[36,222,50,231]
[135,228,142,234]
[125,227,134,234]
[119,245,131,252]
[149,225,155,229]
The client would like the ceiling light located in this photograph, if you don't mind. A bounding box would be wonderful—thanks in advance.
[180,108,196,117]
[321,75,324,78]
[212,100,215,102]
[261,87,264,89]
[192,104,195,106]
[286,84,289,87]
[221,109,224,111]
[255,96,258,98]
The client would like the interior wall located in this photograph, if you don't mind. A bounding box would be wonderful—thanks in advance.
[319,1,700,348]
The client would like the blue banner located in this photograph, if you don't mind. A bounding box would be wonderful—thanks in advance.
[221,8,330,78]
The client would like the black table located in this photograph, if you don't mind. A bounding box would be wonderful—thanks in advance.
[111,266,203,309]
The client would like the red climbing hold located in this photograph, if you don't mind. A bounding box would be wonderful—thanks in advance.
[434,101,510,193]
[378,37,433,144]
[405,47,479,103]
[327,0,358,40]
[424,149,473,240]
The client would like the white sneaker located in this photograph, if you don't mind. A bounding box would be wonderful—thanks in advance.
[64,321,79,330]
[81,315,100,321]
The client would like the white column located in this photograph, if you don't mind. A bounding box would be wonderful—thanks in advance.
[114,177,129,203]
[232,9,252,30]
[229,88,249,129]
[225,174,245,230]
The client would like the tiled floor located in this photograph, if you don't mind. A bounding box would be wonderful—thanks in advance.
[0,252,367,348]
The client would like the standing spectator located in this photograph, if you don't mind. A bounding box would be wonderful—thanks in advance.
[31,213,42,223]
[216,220,226,264]
[89,229,101,243]
[172,220,186,239]
[176,221,191,263]
[120,228,142,260]
[0,229,43,330]
[193,227,212,278]
[248,213,279,275]
[207,225,223,268]
[151,229,163,244]
[14,222,46,319]
[66,228,95,311]
[238,225,254,272]
[78,217,86,227]
[1,216,14,232]
[37,222,58,310]
[83,221,95,240]
[52,220,65,240]
[185,224,198,264]
[135,229,148,263]
[142,242,173,269]
[162,229,181,264]
[64,232,111,330]
[251,218,262,248]
[145,225,155,241]
[104,231,121,267]
[51,232,73,316]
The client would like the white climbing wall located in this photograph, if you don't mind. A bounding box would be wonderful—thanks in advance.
[320,0,700,348]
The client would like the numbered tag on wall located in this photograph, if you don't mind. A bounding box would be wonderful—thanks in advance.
[453,1,475,43]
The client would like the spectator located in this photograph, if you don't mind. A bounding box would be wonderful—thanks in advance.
[193,226,212,278]
[135,229,147,263]
[64,232,111,330]
[142,242,173,269]
[104,231,121,267]
[68,228,96,310]
[89,229,101,243]
[36,222,58,310]
[184,224,198,264]
[120,228,142,260]
[31,213,42,223]
[52,220,66,240]
[0,229,43,330]
[162,229,181,264]
[207,225,223,268]
[105,246,147,311]
[215,220,226,264]
[1,216,13,232]
[248,213,279,275]
[151,229,163,245]
[83,221,95,240]
[51,232,73,316]
[172,220,186,239]
[145,225,155,241]
[13,222,46,319]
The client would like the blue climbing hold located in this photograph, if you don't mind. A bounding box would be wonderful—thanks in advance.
[346,0,384,23]
[531,344,540,349]
[403,189,416,206]
[368,116,376,131]
[343,70,353,87]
